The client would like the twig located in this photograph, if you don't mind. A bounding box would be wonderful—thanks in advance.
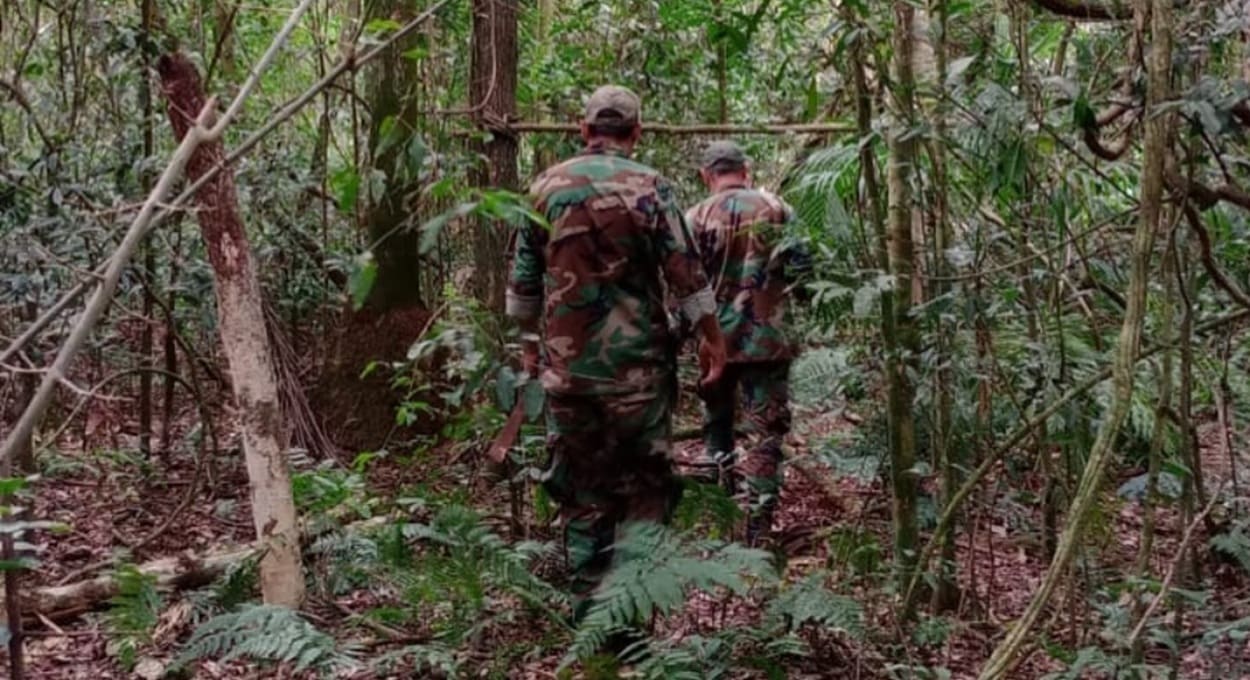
[35,368,210,460]
[1125,487,1223,649]
[0,277,93,366]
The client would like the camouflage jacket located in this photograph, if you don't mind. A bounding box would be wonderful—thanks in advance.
[506,143,716,395]
[685,185,810,363]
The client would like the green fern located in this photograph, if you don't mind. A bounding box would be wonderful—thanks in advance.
[563,522,776,667]
[765,570,865,638]
[398,505,568,640]
[177,604,357,674]
[1211,523,1250,575]
[626,635,727,680]
[213,555,260,610]
[106,564,162,670]
[308,529,381,595]
[375,641,460,677]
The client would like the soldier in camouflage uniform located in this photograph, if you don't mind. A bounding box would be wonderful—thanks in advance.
[506,86,728,622]
[685,140,811,545]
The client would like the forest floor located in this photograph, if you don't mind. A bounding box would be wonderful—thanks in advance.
[10,363,1250,679]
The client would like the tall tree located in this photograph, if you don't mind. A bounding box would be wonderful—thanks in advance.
[469,0,519,311]
[886,0,922,601]
[158,53,305,609]
[362,0,425,311]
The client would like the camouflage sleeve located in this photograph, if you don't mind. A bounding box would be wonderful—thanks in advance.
[654,178,715,322]
[505,209,546,322]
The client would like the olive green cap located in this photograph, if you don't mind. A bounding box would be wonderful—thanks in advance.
[584,85,641,126]
[700,139,750,169]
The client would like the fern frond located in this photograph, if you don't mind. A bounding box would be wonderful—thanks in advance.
[374,641,460,677]
[563,522,776,666]
[400,506,568,634]
[766,571,865,639]
[178,604,357,674]
[106,564,162,669]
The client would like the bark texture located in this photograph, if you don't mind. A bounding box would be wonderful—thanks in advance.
[157,53,304,608]
[469,0,519,311]
[363,0,425,311]
[886,0,921,598]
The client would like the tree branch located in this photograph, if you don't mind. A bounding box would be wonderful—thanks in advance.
[1030,0,1132,21]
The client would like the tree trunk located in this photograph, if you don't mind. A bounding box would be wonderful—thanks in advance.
[157,53,304,609]
[887,0,921,605]
[469,0,519,312]
[363,0,425,311]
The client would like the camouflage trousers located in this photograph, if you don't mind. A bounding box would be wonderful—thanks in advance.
[702,361,791,544]
[541,386,681,622]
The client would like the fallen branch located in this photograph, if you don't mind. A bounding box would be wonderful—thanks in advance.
[11,516,391,625]
[16,544,257,624]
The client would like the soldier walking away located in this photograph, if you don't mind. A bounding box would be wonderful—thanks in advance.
[685,140,811,547]
[505,86,729,631]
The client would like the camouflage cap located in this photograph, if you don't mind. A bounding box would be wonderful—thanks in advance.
[700,140,750,169]
[584,85,641,126]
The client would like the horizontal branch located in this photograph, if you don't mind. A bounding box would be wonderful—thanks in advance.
[1030,0,1131,21]
[478,121,856,136]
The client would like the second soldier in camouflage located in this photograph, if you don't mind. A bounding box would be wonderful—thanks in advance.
[685,139,811,546]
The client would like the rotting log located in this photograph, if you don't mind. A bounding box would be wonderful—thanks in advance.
[7,517,389,625]
[13,545,256,625]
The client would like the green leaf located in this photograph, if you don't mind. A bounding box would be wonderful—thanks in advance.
[494,367,518,411]
[364,18,402,34]
[349,254,377,311]
[330,167,361,213]
[1073,93,1096,129]
[374,116,401,159]
[0,478,28,496]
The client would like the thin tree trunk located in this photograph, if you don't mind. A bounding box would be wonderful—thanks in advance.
[887,0,921,608]
[927,0,960,613]
[2,456,23,679]
[138,0,157,458]
[1131,225,1177,664]
[469,0,519,312]
[157,53,304,608]
[978,0,1170,674]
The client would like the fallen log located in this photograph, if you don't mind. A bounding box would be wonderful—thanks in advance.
[16,545,257,624]
[4,516,389,626]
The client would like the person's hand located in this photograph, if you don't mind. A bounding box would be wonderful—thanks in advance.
[698,333,727,389]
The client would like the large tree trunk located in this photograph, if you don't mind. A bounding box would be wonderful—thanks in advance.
[363,0,425,311]
[157,53,304,609]
[469,0,519,312]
